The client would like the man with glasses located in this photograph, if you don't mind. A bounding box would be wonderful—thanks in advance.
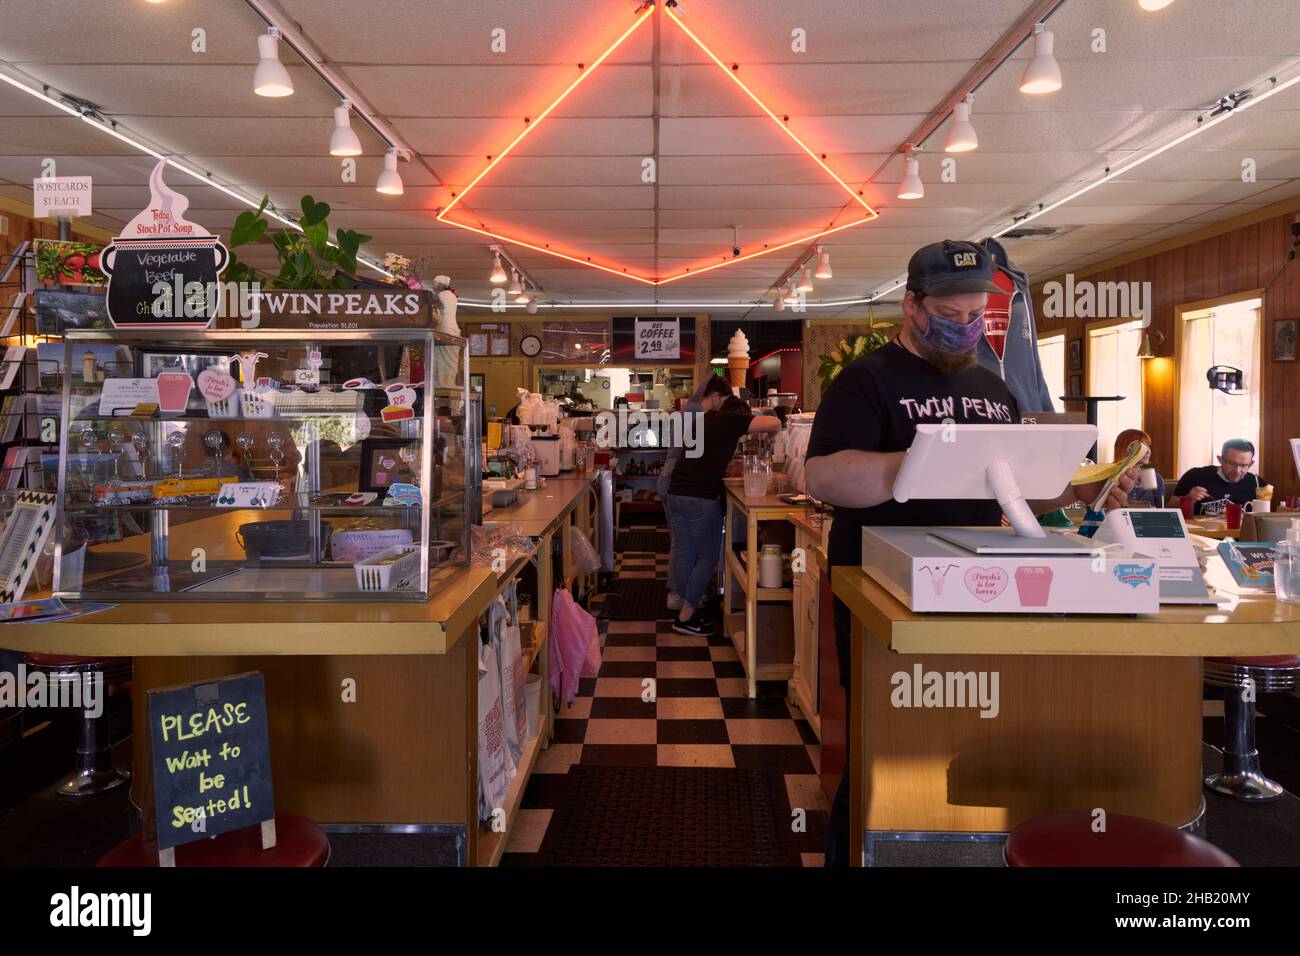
[1170,439,1266,516]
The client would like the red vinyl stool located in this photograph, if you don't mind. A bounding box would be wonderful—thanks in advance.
[23,654,132,797]
[97,813,330,867]
[1005,811,1238,867]
[1203,655,1300,802]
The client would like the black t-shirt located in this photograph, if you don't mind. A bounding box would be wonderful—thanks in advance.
[1172,465,1264,516]
[807,340,1021,568]
[667,410,753,500]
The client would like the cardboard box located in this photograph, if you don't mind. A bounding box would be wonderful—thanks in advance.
[862,527,1160,615]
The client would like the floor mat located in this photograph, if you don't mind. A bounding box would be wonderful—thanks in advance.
[534,764,803,866]
[598,578,671,620]
[617,529,671,553]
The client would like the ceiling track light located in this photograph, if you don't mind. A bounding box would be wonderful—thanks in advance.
[1020,23,1062,95]
[515,286,532,304]
[772,291,785,311]
[944,94,978,152]
[897,147,924,200]
[797,267,814,293]
[253,27,294,97]
[375,148,403,195]
[489,251,508,284]
[329,100,363,157]
[508,270,523,296]
[1139,0,1174,10]
[814,246,832,280]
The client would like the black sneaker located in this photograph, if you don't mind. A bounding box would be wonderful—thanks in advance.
[672,613,714,637]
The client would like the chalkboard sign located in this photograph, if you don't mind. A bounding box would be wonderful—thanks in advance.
[148,672,275,854]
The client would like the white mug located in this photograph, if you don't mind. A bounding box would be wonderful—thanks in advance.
[1248,499,1271,513]
[1139,467,1159,491]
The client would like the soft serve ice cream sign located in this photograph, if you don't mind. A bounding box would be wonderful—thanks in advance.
[101,160,229,329]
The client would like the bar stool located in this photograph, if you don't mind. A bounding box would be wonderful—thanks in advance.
[0,705,21,753]
[23,654,132,797]
[1004,811,1238,867]
[1203,655,1300,802]
[97,813,330,867]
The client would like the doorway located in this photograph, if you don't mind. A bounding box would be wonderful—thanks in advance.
[471,358,527,419]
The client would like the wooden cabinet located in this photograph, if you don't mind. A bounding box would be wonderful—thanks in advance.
[789,516,822,740]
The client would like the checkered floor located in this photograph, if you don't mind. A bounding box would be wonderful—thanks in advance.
[500,542,831,866]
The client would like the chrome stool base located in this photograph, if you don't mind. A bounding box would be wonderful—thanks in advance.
[1205,764,1283,803]
[57,766,130,798]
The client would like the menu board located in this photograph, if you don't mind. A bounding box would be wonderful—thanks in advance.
[148,672,275,852]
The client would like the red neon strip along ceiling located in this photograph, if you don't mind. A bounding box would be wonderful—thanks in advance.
[436,2,879,286]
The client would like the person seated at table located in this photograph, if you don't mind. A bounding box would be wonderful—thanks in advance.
[1169,439,1266,517]
[666,396,780,637]
[1113,428,1164,506]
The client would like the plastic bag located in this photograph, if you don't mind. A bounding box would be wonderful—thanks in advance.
[476,642,513,821]
[467,522,533,570]
[488,597,527,765]
[548,587,602,705]
[567,525,600,578]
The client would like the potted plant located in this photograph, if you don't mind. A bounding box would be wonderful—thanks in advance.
[816,319,894,392]
[222,195,373,288]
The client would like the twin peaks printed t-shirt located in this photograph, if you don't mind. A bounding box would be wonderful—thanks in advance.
[807,340,1022,569]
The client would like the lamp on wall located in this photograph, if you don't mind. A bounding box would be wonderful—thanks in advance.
[1137,329,1165,358]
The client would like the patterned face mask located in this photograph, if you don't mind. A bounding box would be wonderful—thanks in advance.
[918,307,986,355]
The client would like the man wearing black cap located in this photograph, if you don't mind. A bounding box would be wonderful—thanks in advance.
[804,239,1136,866]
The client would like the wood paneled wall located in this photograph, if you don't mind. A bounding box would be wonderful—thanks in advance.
[1032,206,1300,501]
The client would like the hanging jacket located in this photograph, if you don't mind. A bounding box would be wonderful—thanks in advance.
[976,237,1056,413]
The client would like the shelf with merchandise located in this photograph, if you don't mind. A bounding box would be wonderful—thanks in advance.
[53,327,474,603]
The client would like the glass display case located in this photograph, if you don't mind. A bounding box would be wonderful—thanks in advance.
[52,328,471,601]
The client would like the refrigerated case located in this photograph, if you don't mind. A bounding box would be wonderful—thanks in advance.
[52,328,471,602]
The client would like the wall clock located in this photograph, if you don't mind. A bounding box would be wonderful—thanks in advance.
[520,334,542,357]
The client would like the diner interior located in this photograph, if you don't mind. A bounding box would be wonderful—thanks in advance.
[0,0,1299,875]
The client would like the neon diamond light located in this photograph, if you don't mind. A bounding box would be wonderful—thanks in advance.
[436,1,879,286]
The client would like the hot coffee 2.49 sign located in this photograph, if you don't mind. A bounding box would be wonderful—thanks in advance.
[101,160,229,330]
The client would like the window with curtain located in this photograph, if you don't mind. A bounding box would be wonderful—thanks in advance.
[1176,298,1261,477]
[1087,320,1144,463]
[1037,333,1065,413]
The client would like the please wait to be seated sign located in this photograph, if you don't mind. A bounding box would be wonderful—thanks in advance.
[148,672,276,859]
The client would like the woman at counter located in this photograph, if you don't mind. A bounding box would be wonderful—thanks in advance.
[666,396,780,637]
[658,376,735,611]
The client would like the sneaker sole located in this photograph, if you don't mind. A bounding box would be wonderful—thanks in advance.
[672,623,714,637]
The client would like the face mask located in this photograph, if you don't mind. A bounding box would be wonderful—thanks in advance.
[917,307,986,355]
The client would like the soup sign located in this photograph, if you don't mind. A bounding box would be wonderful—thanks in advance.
[102,160,229,330]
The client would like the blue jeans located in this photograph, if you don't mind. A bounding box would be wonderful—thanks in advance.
[658,473,681,596]
[666,494,722,611]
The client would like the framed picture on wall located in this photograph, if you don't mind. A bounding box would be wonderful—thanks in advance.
[1068,338,1083,371]
[468,332,489,357]
[1273,319,1297,362]
[1068,374,1083,398]
[489,333,511,356]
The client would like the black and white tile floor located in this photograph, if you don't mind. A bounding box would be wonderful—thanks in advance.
[500,542,831,866]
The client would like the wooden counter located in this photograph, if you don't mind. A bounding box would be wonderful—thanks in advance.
[832,558,1300,657]
[831,557,1300,864]
[482,475,596,538]
[6,568,497,657]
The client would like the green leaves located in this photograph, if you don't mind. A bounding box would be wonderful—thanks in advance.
[220,193,375,290]
[816,323,894,393]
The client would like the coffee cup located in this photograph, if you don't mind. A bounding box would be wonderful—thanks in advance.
[1248,499,1271,513]
[1139,466,1159,491]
